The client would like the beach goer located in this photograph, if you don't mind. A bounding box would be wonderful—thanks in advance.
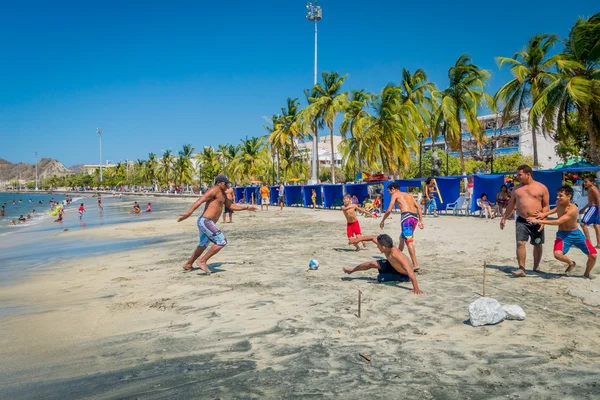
[26,214,31,219]
[32,209,36,214]
[342,194,374,251]
[424,177,439,217]
[178,174,257,274]
[1,205,4,216]
[18,215,26,223]
[11,220,16,225]
[97,194,103,210]
[130,202,141,214]
[276,183,285,211]
[380,182,424,271]
[260,183,270,211]
[496,184,511,217]
[500,164,550,277]
[146,203,152,212]
[223,186,235,223]
[580,176,600,248]
[351,194,359,205]
[78,203,85,219]
[311,189,317,210]
[343,234,423,294]
[527,185,597,278]
[479,193,497,218]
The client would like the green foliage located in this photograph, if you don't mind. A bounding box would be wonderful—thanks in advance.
[492,153,535,173]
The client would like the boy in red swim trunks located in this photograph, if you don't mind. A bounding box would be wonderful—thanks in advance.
[342,194,374,251]
[528,185,597,279]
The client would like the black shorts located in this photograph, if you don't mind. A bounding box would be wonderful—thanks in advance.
[278,196,285,203]
[516,216,545,245]
[377,260,409,282]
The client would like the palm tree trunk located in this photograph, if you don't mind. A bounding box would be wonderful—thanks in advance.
[531,125,539,169]
[313,123,320,179]
[276,150,281,183]
[330,125,336,184]
[581,106,599,164]
[291,142,297,177]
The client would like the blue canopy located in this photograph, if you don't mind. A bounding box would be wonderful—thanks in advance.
[472,174,505,213]
[284,185,303,206]
[382,179,423,210]
[533,170,563,205]
[245,186,259,204]
[434,177,462,209]
[234,187,245,203]
[323,184,344,208]
[269,186,280,204]
[344,183,370,205]
[302,185,323,207]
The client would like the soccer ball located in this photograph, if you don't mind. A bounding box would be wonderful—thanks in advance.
[308,259,320,270]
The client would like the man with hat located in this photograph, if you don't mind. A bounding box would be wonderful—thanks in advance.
[178,174,257,273]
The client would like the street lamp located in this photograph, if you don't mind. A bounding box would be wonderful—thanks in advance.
[96,128,103,183]
[441,124,449,176]
[418,133,424,178]
[33,151,38,190]
[306,1,322,184]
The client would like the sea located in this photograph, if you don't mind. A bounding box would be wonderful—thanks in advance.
[0,192,187,288]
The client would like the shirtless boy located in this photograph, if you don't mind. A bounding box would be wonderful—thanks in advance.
[223,185,235,223]
[342,194,374,251]
[178,174,256,273]
[580,176,600,248]
[343,234,423,294]
[380,182,424,271]
[528,185,597,278]
[500,164,550,277]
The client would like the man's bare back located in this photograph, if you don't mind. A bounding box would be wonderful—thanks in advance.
[395,192,419,214]
[386,247,413,274]
[225,187,234,201]
[588,185,600,207]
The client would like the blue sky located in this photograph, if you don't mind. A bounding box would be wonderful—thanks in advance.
[0,0,596,167]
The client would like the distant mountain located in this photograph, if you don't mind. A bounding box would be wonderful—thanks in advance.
[69,164,85,173]
[0,158,74,182]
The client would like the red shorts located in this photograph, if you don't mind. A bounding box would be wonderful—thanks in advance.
[347,220,361,238]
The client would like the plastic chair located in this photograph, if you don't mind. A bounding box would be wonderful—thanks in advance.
[445,196,466,215]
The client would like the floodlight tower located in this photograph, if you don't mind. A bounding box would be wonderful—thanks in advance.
[96,128,103,182]
[306,1,322,184]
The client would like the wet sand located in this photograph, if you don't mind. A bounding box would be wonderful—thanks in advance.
[1,207,600,399]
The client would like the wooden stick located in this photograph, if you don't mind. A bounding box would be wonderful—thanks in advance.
[483,261,487,297]
[359,353,371,362]
[358,290,362,318]
[433,178,443,203]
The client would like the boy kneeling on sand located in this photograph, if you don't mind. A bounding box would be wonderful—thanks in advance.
[528,185,597,279]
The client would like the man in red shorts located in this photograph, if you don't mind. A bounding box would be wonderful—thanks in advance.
[342,194,375,251]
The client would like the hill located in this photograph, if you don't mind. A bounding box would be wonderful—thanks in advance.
[0,158,74,182]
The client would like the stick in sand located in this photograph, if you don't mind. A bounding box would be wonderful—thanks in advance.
[483,261,487,297]
[358,290,362,318]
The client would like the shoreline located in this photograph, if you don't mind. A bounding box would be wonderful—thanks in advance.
[1,207,600,398]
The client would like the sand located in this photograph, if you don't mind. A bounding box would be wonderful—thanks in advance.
[1,206,600,399]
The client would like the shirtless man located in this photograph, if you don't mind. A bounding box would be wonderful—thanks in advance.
[343,234,423,294]
[580,176,600,248]
[500,164,550,277]
[380,182,424,271]
[223,185,235,223]
[341,194,374,251]
[528,185,597,278]
[178,174,256,273]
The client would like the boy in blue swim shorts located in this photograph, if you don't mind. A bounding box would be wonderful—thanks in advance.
[528,185,597,279]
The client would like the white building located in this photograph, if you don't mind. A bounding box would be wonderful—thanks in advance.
[422,112,560,169]
[296,134,343,168]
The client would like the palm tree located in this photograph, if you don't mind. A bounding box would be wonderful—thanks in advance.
[340,90,372,176]
[135,159,145,186]
[532,13,600,163]
[398,68,436,131]
[432,54,493,176]
[146,153,158,190]
[268,98,304,178]
[197,146,220,185]
[173,144,195,188]
[235,137,269,182]
[301,71,348,183]
[495,34,558,168]
[158,149,173,190]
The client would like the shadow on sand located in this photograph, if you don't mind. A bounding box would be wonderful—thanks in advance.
[486,264,563,280]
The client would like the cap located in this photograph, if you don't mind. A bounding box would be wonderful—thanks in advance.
[215,174,230,184]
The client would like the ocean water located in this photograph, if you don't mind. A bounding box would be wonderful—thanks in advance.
[0,192,190,286]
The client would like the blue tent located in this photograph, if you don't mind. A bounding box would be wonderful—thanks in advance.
[472,174,505,213]
[234,187,245,203]
[284,185,303,206]
[302,185,323,207]
[323,184,344,208]
[533,170,563,205]
[245,186,259,204]
[269,186,280,204]
[434,177,463,209]
[344,183,370,205]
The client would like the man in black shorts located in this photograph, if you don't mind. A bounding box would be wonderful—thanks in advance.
[500,165,550,277]
[343,234,423,294]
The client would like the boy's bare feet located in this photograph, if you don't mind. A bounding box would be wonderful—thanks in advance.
[183,263,195,272]
[584,273,593,279]
[511,267,527,277]
[565,261,576,274]
[197,260,211,274]
[343,267,353,274]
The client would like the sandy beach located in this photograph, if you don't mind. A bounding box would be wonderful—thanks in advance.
[2,205,600,399]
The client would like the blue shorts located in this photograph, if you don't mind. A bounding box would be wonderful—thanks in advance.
[554,230,597,256]
[197,217,227,247]
[581,206,600,225]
